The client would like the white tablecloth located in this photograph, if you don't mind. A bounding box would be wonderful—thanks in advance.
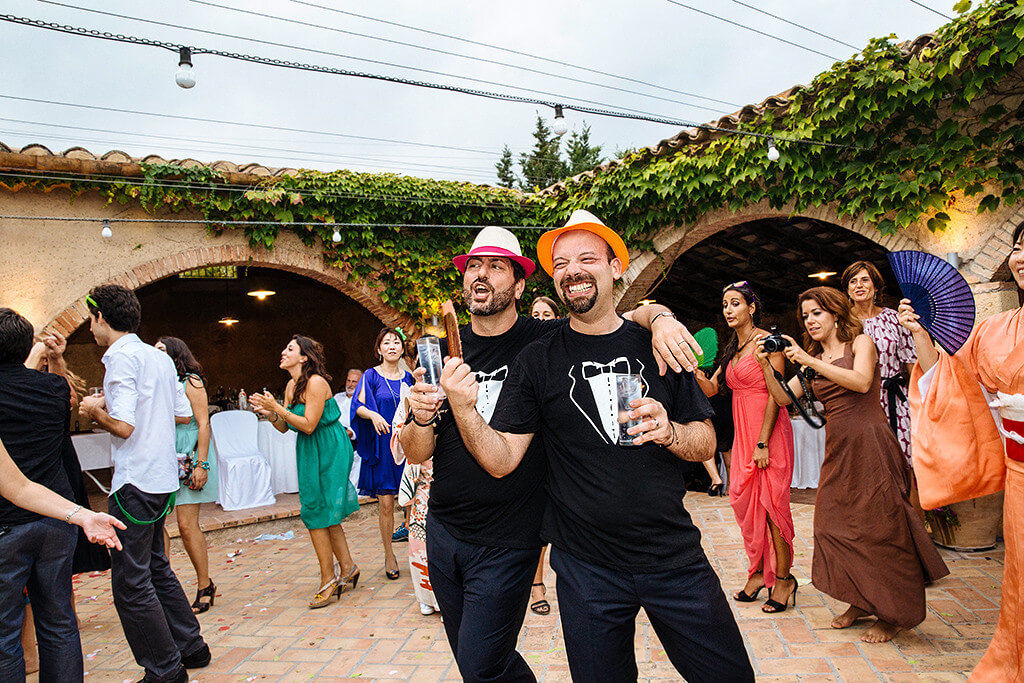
[72,432,112,471]
[257,421,299,494]
[791,417,827,489]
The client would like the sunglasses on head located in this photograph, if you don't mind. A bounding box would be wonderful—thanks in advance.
[722,280,748,291]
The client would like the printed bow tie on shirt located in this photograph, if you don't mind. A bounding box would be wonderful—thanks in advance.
[578,357,638,442]
[475,365,509,423]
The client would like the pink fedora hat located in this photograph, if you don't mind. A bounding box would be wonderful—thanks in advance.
[453,226,536,277]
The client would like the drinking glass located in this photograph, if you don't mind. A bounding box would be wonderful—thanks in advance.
[616,373,643,446]
[416,335,445,399]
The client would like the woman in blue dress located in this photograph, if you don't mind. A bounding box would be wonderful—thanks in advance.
[155,336,219,614]
[351,328,413,580]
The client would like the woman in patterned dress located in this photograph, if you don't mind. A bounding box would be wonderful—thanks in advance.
[842,261,917,466]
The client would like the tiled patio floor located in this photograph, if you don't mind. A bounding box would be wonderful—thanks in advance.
[61,493,1002,682]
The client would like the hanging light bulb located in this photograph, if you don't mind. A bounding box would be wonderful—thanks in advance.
[766,137,780,162]
[551,105,568,136]
[100,219,113,238]
[175,47,196,89]
[331,229,341,243]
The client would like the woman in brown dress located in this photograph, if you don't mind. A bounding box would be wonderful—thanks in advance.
[757,286,948,643]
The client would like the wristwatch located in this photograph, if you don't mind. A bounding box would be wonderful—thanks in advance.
[756,442,767,449]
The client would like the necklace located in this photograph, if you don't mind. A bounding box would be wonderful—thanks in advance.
[733,328,757,362]
[380,367,401,404]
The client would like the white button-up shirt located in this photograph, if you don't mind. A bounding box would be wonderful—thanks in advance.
[102,334,192,494]
[333,392,353,431]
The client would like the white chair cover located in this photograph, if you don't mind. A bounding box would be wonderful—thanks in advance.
[791,415,827,489]
[210,410,276,511]
[257,420,299,494]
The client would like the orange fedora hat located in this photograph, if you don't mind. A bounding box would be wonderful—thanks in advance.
[536,210,630,276]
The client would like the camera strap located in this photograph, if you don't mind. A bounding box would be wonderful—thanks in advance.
[771,367,827,429]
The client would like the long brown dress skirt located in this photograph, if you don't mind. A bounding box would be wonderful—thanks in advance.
[811,345,949,628]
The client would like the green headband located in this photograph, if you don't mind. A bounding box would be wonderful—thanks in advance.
[85,295,99,309]
[394,327,407,341]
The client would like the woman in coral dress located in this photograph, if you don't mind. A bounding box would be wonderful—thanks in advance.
[695,281,796,612]
[900,222,1024,680]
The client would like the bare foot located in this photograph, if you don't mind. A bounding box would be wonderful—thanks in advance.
[733,572,765,600]
[862,619,901,643]
[831,605,870,629]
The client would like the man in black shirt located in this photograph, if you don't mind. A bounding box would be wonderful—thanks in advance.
[0,308,84,681]
[400,226,702,682]
[441,212,754,682]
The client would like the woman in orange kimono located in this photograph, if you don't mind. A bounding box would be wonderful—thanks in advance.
[899,222,1024,681]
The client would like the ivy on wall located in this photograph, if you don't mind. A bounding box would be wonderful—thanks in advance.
[13,0,1024,324]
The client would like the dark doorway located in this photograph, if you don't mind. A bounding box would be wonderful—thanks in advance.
[65,267,382,417]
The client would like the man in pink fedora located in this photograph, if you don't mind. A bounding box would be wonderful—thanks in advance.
[400,225,701,682]
[439,212,753,682]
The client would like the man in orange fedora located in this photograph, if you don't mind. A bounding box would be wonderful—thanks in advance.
[440,212,753,682]
[400,224,705,682]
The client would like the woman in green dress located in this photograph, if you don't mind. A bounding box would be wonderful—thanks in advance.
[156,336,219,614]
[250,335,360,609]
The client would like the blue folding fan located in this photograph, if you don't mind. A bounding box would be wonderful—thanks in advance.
[886,250,975,355]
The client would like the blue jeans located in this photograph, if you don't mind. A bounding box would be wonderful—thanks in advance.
[0,518,82,683]
[425,514,539,683]
[551,546,754,683]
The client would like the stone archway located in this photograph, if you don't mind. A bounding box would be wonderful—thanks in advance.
[43,243,412,337]
[615,202,924,310]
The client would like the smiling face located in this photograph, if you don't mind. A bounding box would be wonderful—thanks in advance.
[280,339,307,371]
[551,230,621,317]
[846,268,876,304]
[801,298,837,343]
[378,332,404,363]
[531,300,556,320]
[1010,230,1024,290]
[462,256,523,316]
[722,289,754,329]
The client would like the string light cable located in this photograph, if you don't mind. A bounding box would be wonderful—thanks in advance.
[0,170,529,210]
[283,0,741,107]
[181,0,732,114]
[28,4,727,121]
[0,214,550,230]
[0,16,868,153]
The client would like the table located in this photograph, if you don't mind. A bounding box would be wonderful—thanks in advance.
[72,424,300,496]
[791,416,827,489]
[257,420,299,494]
[71,431,113,493]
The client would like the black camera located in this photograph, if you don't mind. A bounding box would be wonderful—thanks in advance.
[761,326,790,353]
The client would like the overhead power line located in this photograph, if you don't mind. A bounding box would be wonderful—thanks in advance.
[281,0,740,108]
[37,3,722,121]
[664,0,843,61]
[729,0,859,50]
[0,19,866,151]
[0,95,502,156]
[0,128,500,179]
[187,0,730,115]
[905,0,954,21]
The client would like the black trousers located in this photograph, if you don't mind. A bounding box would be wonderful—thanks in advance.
[108,485,205,682]
[550,545,754,683]
[425,514,539,683]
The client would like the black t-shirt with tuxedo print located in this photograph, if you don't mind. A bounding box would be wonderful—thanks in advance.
[428,315,562,549]
[489,319,715,571]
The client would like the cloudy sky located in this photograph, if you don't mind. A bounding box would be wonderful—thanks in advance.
[1,0,957,185]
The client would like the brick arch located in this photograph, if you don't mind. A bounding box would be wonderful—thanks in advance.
[44,244,412,337]
[615,202,925,309]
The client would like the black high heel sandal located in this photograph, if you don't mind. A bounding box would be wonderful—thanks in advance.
[733,574,765,602]
[191,580,216,614]
[761,575,798,613]
[707,483,725,497]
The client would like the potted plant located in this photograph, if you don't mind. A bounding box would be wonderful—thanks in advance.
[926,491,1005,552]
